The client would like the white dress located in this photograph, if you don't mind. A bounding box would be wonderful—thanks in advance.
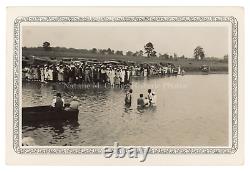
[151,95,157,106]
[40,68,45,82]
[121,70,125,83]
[44,68,49,80]
[110,70,115,85]
[48,69,53,81]
[58,68,64,81]
[127,71,130,81]
[144,69,147,77]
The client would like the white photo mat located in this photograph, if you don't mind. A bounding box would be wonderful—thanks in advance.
[6,7,244,165]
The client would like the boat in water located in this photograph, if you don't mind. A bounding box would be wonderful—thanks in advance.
[22,106,79,123]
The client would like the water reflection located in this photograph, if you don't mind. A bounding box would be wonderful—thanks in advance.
[23,120,80,146]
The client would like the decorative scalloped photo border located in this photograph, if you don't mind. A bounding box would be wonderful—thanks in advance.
[13,16,238,155]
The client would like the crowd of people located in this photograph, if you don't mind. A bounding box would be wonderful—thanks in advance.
[23,63,132,87]
[22,61,184,87]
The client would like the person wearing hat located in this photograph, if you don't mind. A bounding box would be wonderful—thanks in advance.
[51,93,65,110]
[69,96,80,110]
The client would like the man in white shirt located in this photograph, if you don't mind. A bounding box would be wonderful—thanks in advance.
[151,92,157,106]
[69,96,80,110]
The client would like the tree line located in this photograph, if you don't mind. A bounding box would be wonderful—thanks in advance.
[22,41,227,60]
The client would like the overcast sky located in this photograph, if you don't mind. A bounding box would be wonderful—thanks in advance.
[22,26,229,58]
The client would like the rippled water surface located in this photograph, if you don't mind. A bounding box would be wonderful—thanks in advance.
[22,74,228,146]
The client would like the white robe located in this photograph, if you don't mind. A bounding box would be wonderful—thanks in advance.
[48,69,53,81]
[121,70,125,82]
[40,68,45,82]
[110,70,115,85]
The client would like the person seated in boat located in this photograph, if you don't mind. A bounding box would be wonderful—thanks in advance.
[137,94,145,109]
[51,93,65,110]
[69,96,80,110]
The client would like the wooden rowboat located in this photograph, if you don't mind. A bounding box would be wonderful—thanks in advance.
[22,106,79,123]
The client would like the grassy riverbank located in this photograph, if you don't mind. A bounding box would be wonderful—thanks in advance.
[22,47,228,73]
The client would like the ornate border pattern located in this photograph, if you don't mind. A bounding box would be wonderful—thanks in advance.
[13,16,238,154]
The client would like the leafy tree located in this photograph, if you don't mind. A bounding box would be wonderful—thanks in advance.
[224,54,228,60]
[115,50,123,56]
[98,49,105,55]
[132,52,138,57]
[43,41,51,51]
[126,51,133,56]
[174,53,178,59]
[139,50,144,56]
[194,46,205,60]
[107,48,112,55]
[144,42,155,58]
[223,54,228,62]
[151,50,157,57]
[106,48,114,55]
[180,55,185,59]
[99,49,109,55]
[159,53,170,59]
[91,48,97,54]
[132,50,144,57]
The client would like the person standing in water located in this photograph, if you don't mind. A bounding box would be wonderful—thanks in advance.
[125,89,133,107]
[151,92,157,106]
[144,97,149,107]
[147,89,153,106]
[137,94,145,109]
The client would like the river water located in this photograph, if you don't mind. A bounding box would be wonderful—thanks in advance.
[22,74,229,146]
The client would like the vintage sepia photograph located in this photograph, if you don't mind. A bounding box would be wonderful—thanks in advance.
[5,6,244,165]
[21,25,230,147]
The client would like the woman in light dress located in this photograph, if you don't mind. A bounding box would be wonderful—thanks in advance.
[177,65,181,75]
[110,69,115,88]
[34,66,39,80]
[44,67,49,81]
[126,70,130,84]
[58,66,64,82]
[48,67,53,81]
[40,67,45,83]
[120,69,126,86]
[114,70,120,87]
[143,68,147,77]
[23,67,30,80]
[151,92,157,106]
